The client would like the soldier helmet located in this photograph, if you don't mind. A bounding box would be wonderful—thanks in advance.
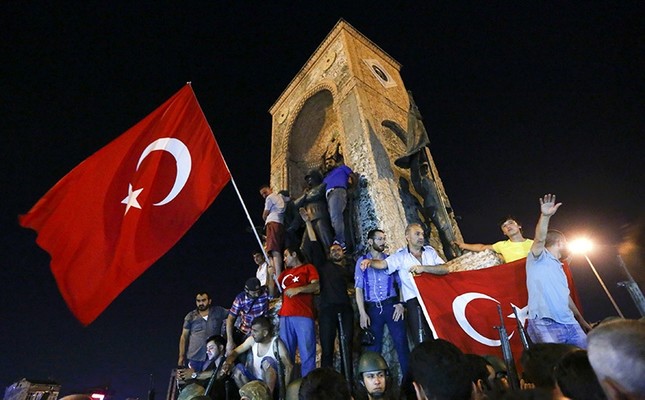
[357,351,389,374]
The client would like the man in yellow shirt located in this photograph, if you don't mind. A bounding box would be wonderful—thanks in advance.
[455,216,533,262]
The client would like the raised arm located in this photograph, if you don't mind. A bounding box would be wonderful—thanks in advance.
[454,241,493,252]
[530,194,562,257]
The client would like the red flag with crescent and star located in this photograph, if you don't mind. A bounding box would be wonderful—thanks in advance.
[414,258,582,361]
[19,84,230,325]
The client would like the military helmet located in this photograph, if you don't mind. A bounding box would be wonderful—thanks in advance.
[357,351,388,374]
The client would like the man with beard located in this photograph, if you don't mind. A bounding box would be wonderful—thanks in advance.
[360,223,448,347]
[355,351,394,400]
[179,292,228,371]
[526,194,591,348]
[355,229,409,378]
[176,335,234,400]
[316,241,354,377]
[222,316,292,397]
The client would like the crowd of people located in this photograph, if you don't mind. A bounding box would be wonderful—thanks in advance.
[175,184,645,400]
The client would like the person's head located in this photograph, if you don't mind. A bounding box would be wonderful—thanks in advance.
[405,223,426,250]
[482,354,510,393]
[498,216,522,237]
[259,184,272,199]
[284,246,305,267]
[253,251,265,266]
[553,349,606,400]
[239,380,272,400]
[324,156,338,170]
[367,229,386,253]
[195,292,211,311]
[278,189,290,200]
[305,170,323,187]
[250,316,272,343]
[299,367,351,400]
[357,351,390,399]
[205,335,226,360]
[329,242,344,263]
[545,229,569,259]
[520,343,579,389]
[587,318,645,400]
[409,339,472,400]
[465,354,495,397]
[244,277,262,298]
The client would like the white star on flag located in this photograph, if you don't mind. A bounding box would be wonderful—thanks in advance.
[121,184,143,214]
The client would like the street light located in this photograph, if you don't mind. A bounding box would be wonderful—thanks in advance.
[568,238,625,318]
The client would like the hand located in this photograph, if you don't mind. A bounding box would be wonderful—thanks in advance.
[220,361,233,375]
[284,287,300,298]
[520,378,535,390]
[393,303,405,321]
[452,240,465,250]
[409,265,424,275]
[360,259,371,271]
[359,312,370,329]
[177,368,195,380]
[298,207,311,222]
[539,194,562,217]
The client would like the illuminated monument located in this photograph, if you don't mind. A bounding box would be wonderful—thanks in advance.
[268,19,462,257]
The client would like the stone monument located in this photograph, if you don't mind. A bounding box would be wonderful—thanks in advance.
[269,19,462,258]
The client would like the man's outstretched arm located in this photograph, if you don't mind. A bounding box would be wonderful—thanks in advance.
[530,194,562,257]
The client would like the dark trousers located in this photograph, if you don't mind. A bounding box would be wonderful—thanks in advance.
[319,303,354,379]
[365,298,410,377]
[406,297,433,348]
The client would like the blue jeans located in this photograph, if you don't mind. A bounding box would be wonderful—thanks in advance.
[326,188,347,244]
[365,299,410,377]
[527,317,587,349]
[279,316,317,377]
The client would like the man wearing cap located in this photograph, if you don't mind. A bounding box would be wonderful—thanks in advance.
[356,351,394,400]
[226,277,271,356]
[454,216,533,263]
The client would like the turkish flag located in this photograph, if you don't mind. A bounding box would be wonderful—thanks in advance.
[414,258,582,361]
[19,84,230,325]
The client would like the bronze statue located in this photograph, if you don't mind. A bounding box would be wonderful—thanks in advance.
[383,91,461,260]
[293,169,335,252]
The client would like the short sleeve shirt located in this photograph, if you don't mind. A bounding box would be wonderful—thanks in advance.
[278,263,319,318]
[492,239,533,262]
[385,245,445,302]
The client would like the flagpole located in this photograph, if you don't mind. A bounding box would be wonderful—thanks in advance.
[228,175,271,263]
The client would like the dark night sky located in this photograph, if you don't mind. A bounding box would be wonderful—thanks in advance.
[1,2,643,398]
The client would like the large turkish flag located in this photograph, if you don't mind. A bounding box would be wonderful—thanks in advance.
[414,258,582,361]
[19,84,230,325]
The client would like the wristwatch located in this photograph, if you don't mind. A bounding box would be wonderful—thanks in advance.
[191,372,198,379]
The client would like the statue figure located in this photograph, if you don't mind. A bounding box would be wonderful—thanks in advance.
[382,91,461,260]
[293,169,335,252]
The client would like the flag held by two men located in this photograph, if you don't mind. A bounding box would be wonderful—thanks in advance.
[19,84,230,325]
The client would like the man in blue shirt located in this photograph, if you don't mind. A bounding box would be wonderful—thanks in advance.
[355,229,409,378]
[526,194,591,348]
[322,156,355,249]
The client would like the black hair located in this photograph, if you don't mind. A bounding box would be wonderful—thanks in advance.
[553,350,606,400]
[367,229,385,240]
[205,334,226,348]
[520,343,578,389]
[299,367,351,400]
[409,339,472,400]
[285,245,306,263]
[251,316,273,335]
